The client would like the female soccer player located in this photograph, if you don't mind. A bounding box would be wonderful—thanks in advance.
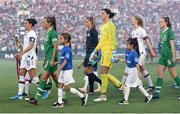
[122,16,156,91]
[90,8,124,102]
[153,17,180,99]
[118,38,152,105]
[52,33,88,108]
[10,19,39,100]
[79,17,101,93]
[27,16,60,104]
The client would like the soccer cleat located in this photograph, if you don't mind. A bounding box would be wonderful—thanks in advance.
[51,102,64,108]
[26,98,38,105]
[42,90,51,99]
[146,86,155,92]
[117,99,129,105]
[10,94,23,100]
[22,93,29,97]
[170,83,180,89]
[81,93,88,106]
[152,94,160,99]
[144,94,153,103]
[93,95,107,102]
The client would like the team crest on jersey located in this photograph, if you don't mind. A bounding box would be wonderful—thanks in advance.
[168,59,172,65]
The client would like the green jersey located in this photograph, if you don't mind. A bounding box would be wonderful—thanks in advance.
[44,28,59,61]
[160,28,174,58]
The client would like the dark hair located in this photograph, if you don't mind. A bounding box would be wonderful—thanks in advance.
[87,17,95,28]
[162,17,172,28]
[61,33,71,48]
[133,16,144,28]
[127,38,140,57]
[45,16,57,31]
[102,8,115,19]
[26,19,37,27]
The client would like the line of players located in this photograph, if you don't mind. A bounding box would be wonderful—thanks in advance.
[10,8,180,108]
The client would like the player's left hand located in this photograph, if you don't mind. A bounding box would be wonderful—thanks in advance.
[50,59,55,67]
[15,53,22,60]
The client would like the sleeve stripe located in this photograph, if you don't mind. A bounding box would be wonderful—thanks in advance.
[29,37,35,42]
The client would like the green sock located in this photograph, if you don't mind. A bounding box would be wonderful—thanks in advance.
[155,78,163,96]
[174,76,180,86]
[35,80,46,101]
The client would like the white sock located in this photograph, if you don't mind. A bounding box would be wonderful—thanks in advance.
[138,86,149,97]
[123,86,130,101]
[58,88,63,104]
[32,76,39,86]
[25,80,30,94]
[70,88,84,98]
[18,76,25,95]
[83,75,89,89]
[121,76,127,85]
[143,70,154,87]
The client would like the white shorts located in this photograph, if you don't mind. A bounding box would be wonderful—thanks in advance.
[138,53,146,66]
[125,67,142,88]
[58,69,75,86]
[20,58,37,71]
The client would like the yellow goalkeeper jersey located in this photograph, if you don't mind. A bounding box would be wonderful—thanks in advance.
[96,20,117,51]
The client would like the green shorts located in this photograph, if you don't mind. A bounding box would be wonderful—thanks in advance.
[44,59,58,73]
[158,57,175,67]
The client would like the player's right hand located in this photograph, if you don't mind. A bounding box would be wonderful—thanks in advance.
[149,49,156,57]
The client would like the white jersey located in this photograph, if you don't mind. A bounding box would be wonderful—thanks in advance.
[22,30,37,60]
[131,27,147,56]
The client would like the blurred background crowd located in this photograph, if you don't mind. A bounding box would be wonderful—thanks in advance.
[0,0,180,58]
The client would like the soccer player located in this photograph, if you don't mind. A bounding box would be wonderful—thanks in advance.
[90,8,124,102]
[10,19,39,100]
[118,38,152,105]
[52,33,88,108]
[79,17,101,93]
[153,17,180,99]
[26,16,60,105]
[122,16,156,91]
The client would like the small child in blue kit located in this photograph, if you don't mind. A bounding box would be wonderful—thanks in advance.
[52,33,88,108]
[118,38,152,105]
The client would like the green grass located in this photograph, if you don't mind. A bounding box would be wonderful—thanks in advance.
[0,59,180,113]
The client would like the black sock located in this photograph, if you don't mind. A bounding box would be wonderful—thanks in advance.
[87,73,102,92]
[87,74,94,92]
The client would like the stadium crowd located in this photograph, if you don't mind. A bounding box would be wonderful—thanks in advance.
[0,0,180,54]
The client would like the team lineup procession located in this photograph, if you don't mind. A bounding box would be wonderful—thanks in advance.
[0,0,180,113]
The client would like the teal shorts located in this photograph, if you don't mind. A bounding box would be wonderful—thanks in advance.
[158,57,175,67]
[44,59,58,73]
